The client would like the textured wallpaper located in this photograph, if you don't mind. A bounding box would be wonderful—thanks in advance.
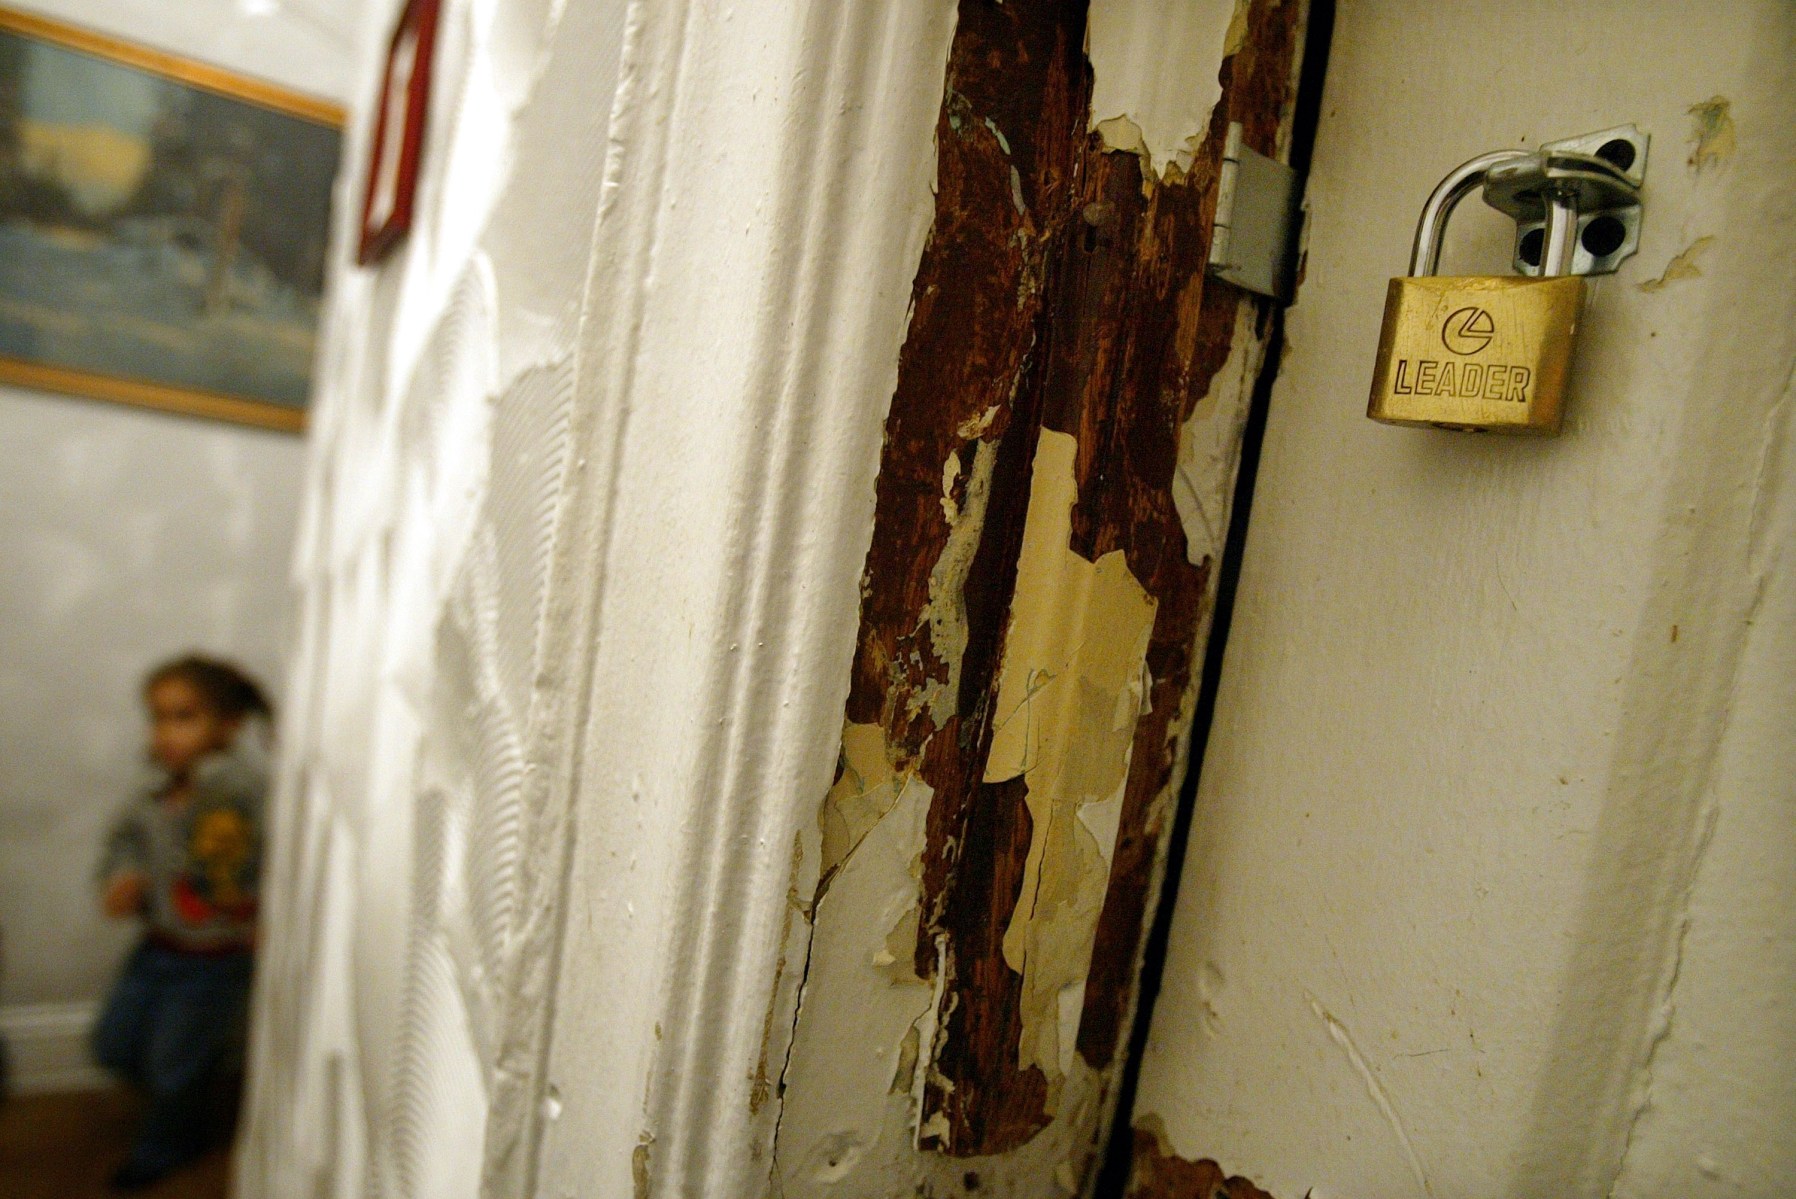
[238,1,627,1195]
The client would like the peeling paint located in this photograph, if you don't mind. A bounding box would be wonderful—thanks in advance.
[820,723,911,886]
[775,730,937,1195]
[1639,236,1714,293]
[912,933,951,1136]
[778,0,1308,1179]
[1221,0,1251,56]
[1077,789,1125,869]
[941,453,963,522]
[632,1133,652,1199]
[1687,96,1735,171]
[984,430,1157,1098]
[1096,114,1150,159]
[917,439,1000,728]
[986,432,1157,785]
[890,1021,923,1096]
[983,117,1012,156]
[1086,0,1244,179]
[1173,298,1262,566]
[875,903,923,984]
[957,404,1003,441]
[918,0,1301,1157]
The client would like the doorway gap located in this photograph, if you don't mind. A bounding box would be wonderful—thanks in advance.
[1093,2,1336,1192]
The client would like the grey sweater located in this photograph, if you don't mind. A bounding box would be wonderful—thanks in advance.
[96,741,267,951]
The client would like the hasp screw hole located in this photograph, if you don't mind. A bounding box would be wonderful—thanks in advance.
[1518,227,1545,267]
[1582,214,1627,257]
[1596,138,1637,172]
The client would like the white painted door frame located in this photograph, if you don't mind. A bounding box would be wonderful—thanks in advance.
[507,5,961,1197]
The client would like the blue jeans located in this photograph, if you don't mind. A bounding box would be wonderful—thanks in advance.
[92,941,253,1172]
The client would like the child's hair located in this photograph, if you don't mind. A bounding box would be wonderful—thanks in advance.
[144,654,274,723]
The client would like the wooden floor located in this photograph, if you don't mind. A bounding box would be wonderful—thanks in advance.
[0,1089,231,1198]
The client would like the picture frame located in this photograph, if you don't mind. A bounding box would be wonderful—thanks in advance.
[0,7,344,432]
[357,0,442,266]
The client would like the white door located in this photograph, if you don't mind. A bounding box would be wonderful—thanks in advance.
[1125,4,1795,1198]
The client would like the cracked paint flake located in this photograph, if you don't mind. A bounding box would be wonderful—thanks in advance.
[985,429,1157,1099]
[820,723,911,887]
[890,1021,923,1096]
[1095,114,1150,160]
[874,903,923,984]
[957,404,1002,441]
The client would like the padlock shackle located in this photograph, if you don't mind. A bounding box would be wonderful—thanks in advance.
[1540,188,1579,277]
[1409,149,1535,276]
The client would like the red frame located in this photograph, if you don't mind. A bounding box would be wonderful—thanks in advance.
[356,0,441,265]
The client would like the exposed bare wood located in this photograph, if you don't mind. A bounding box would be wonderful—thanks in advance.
[817,0,1307,1162]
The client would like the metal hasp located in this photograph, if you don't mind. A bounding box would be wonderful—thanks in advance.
[1208,121,1301,301]
[1485,125,1649,276]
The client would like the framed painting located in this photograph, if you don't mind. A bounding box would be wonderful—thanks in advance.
[358,0,440,266]
[0,7,344,432]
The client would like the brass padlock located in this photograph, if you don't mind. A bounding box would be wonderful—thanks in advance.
[1368,151,1587,434]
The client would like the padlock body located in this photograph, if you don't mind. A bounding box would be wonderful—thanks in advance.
[1367,275,1585,434]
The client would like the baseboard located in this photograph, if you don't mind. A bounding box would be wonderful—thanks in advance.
[0,1000,110,1095]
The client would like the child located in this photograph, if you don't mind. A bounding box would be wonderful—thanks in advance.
[92,655,272,1189]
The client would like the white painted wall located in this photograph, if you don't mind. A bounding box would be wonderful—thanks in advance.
[1131,3,1795,1197]
[0,391,301,1006]
[0,0,355,1049]
[10,0,364,101]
